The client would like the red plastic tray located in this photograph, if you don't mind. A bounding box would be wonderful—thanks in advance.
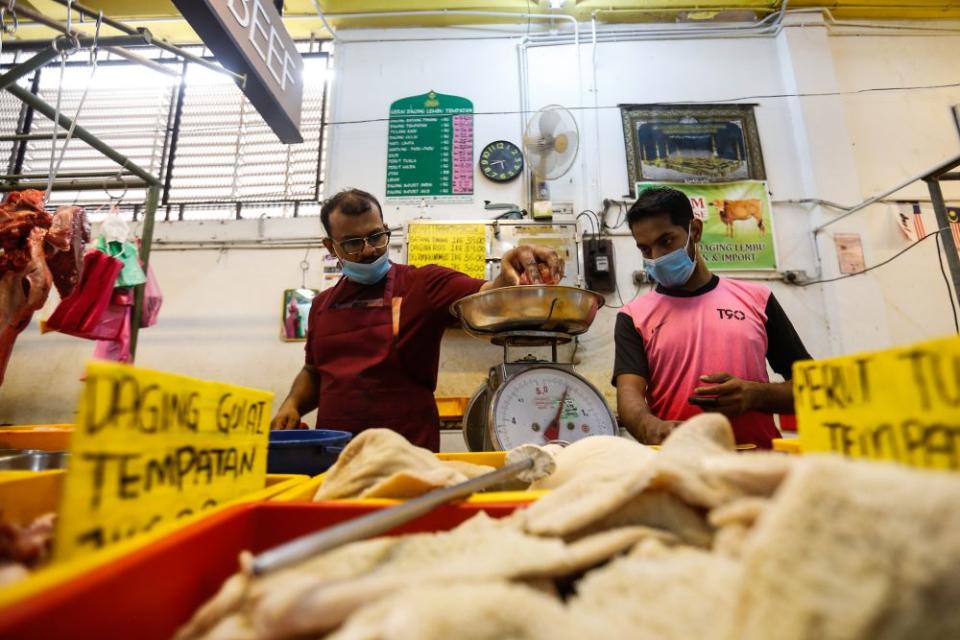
[0,502,522,640]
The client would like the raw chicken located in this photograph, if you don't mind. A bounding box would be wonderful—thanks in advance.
[314,429,492,500]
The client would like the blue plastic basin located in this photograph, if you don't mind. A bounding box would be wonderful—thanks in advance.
[267,429,352,475]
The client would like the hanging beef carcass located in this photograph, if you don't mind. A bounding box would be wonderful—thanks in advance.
[0,190,89,385]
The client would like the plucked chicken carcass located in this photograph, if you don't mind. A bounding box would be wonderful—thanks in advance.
[0,190,89,385]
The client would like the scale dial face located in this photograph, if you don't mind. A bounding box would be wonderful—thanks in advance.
[490,367,616,450]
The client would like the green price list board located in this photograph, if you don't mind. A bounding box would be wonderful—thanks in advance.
[386,91,474,200]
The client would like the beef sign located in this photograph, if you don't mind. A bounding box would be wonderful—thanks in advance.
[171,0,305,144]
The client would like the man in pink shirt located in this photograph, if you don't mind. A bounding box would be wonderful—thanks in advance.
[614,186,810,448]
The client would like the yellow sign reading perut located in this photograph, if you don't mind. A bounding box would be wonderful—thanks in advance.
[55,362,272,562]
[407,222,487,279]
[794,335,960,471]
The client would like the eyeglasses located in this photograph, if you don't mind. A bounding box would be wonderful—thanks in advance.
[334,230,391,255]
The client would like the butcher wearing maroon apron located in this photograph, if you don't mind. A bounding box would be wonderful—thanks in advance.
[305,262,484,451]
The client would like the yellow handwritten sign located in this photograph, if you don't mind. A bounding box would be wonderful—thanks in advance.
[795,335,960,471]
[55,362,272,562]
[407,222,487,279]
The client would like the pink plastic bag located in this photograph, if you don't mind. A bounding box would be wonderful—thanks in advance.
[93,307,131,363]
[45,250,123,337]
[140,264,162,328]
[86,289,133,341]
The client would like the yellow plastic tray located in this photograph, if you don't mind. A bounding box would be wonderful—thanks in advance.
[272,451,549,504]
[772,438,803,454]
[0,472,308,609]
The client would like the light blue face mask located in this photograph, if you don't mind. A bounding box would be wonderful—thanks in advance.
[643,225,697,289]
[341,248,391,285]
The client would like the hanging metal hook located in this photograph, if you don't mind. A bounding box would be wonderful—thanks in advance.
[300,259,310,289]
[103,173,128,203]
[0,2,19,36]
[89,10,102,66]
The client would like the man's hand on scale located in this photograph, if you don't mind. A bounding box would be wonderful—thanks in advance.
[493,245,564,288]
[544,387,569,442]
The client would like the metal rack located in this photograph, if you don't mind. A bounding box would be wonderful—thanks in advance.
[0,2,245,358]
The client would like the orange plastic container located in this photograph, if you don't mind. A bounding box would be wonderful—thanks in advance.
[0,425,73,451]
[0,473,308,609]
[0,501,522,640]
[435,396,469,421]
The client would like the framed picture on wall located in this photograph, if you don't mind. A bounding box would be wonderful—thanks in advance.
[281,288,319,342]
[620,104,766,194]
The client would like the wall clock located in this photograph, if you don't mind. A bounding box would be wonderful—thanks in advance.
[479,140,524,183]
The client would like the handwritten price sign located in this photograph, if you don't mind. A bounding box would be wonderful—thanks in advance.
[795,335,960,471]
[407,222,486,279]
[54,362,272,561]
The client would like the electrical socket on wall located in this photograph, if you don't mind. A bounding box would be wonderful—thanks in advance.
[552,201,575,218]
[632,270,651,287]
[781,270,810,284]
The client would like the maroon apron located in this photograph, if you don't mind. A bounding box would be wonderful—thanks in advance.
[311,266,441,450]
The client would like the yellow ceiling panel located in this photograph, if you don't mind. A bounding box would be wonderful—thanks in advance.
[5,0,960,44]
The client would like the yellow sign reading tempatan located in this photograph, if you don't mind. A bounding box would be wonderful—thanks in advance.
[54,362,272,562]
[407,222,487,279]
[794,335,960,471]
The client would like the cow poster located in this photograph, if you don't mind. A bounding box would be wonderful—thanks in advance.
[635,180,777,270]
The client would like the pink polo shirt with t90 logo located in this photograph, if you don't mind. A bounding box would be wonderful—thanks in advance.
[614,276,810,448]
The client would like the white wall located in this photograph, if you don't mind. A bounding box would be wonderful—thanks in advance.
[3,20,960,425]
[829,33,960,349]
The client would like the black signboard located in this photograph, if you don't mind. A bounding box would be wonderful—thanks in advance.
[171,0,305,143]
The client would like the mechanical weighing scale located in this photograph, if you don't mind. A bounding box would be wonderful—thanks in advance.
[451,285,619,451]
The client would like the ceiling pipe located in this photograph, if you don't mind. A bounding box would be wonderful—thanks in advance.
[311,0,339,42]
[521,3,789,46]
[591,14,602,213]
[21,7,951,47]
[315,9,579,45]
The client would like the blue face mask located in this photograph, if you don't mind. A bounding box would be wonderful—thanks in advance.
[341,248,391,285]
[643,226,696,289]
